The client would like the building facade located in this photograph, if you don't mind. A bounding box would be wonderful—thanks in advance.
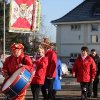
[52,0,100,62]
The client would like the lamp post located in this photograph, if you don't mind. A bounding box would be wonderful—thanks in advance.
[2,0,6,61]
[0,0,6,60]
[3,0,6,61]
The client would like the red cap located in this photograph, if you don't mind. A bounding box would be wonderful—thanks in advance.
[10,43,24,50]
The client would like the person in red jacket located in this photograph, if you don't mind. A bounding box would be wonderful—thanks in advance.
[41,41,57,100]
[2,43,34,100]
[72,46,96,100]
[31,44,48,100]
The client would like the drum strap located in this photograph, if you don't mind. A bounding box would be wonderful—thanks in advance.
[21,56,27,65]
[8,55,27,65]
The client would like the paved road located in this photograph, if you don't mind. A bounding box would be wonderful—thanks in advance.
[30,77,100,100]
[0,77,100,100]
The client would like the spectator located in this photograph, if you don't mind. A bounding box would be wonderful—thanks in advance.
[72,46,96,100]
[52,58,62,100]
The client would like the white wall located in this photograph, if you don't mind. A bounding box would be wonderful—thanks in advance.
[56,22,100,57]
[60,24,84,44]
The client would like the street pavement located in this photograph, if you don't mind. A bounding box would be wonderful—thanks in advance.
[0,76,100,100]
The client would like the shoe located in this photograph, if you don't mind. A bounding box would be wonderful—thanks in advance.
[81,98,87,100]
[87,95,91,98]
[93,95,98,98]
[81,96,87,100]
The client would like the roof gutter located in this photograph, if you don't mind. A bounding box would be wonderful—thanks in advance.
[52,20,100,25]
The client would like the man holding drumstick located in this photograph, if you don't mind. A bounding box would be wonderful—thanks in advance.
[2,43,34,100]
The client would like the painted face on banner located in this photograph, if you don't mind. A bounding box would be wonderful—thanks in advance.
[19,4,28,18]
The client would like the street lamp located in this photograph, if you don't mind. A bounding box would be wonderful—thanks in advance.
[0,0,6,61]
[2,0,6,61]
[3,0,6,61]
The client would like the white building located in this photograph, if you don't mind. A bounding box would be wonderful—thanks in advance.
[52,0,100,62]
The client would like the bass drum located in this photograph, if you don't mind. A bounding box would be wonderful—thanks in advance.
[2,66,33,99]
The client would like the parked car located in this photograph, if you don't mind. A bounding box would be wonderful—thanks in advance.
[62,63,70,76]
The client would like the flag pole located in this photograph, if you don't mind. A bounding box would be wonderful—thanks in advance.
[3,0,6,61]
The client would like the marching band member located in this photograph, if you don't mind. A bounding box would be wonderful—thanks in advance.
[41,40,57,100]
[31,44,48,100]
[72,46,96,100]
[2,43,34,100]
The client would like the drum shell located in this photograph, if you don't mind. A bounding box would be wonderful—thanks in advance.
[2,67,32,99]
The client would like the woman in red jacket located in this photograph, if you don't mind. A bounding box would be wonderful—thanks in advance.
[31,44,48,100]
[2,43,34,100]
[72,46,96,100]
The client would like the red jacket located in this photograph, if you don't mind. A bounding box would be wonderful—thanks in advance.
[2,54,34,76]
[72,55,96,82]
[2,53,34,100]
[45,49,57,78]
[31,56,48,85]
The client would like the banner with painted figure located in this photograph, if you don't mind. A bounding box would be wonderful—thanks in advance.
[9,0,41,33]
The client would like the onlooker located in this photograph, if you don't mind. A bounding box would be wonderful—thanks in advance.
[52,58,62,100]
[41,41,57,100]
[90,49,100,98]
[2,43,34,100]
[72,46,96,100]
[31,44,48,100]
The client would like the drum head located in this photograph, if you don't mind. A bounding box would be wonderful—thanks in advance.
[2,67,22,91]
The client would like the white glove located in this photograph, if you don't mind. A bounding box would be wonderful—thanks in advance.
[59,76,62,80]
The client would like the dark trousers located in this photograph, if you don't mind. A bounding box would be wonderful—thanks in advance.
[6,97,9,100]
[87,82,92,97]
[80,82,90,100]
[31,84,42,100]
[41,78,55,100]
[52,90,57,100]
[93,75,99,96]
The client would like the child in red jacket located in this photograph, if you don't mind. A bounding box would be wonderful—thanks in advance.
[31,44,48,100]
[41,40,57,100]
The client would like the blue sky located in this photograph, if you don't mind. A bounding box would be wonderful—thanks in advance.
[8,0,84,42]
[40,0,83,42]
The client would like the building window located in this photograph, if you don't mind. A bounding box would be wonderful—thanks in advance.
[91,35,98,43]
[71,24,81,31]
[78,35,80,40]
[70,53,79,58]
[91,24,98,31]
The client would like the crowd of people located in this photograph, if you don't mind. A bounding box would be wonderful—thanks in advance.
[0,41,62,100]
[0,41,100,100]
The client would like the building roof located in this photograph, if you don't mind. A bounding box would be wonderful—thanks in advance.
[51,0,100,24]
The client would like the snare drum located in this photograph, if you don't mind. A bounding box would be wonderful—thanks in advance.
[2,67,33,99]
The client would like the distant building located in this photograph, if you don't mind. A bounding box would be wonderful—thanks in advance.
[52,0,100,62]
